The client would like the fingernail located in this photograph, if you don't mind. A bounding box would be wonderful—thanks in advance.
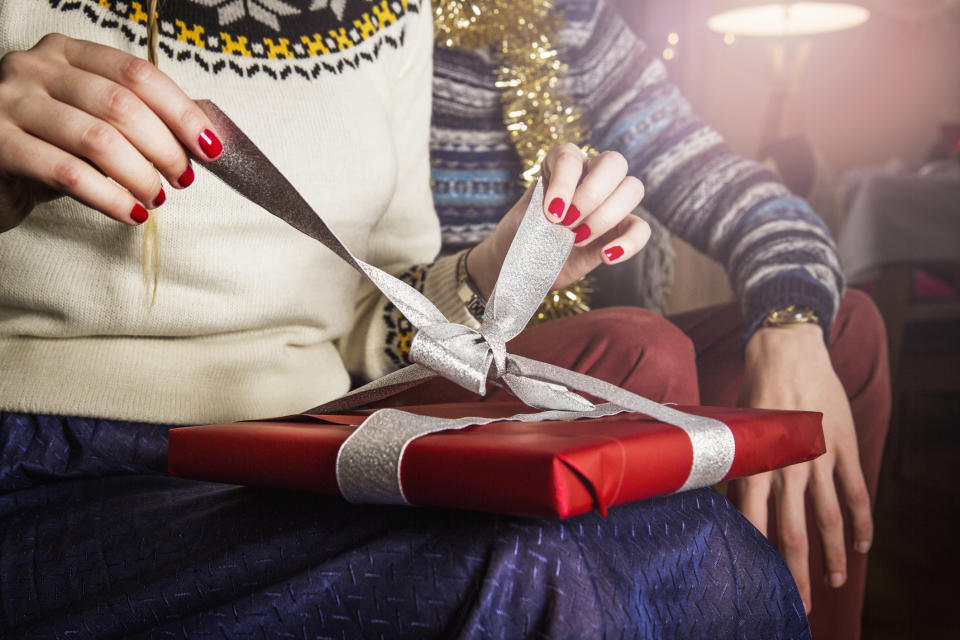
[130,203,149,224]
[573,224,591,244]
[855,541,871,554]
[561,204,580,226]
[547,197,565,219]
[198,129,223,159]
[153,187,166,208]
[604,245,625,262]
[178,164,195,188]
[830,571,845,587]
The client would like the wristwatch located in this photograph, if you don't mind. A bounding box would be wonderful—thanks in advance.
[456,248,487,321]
[762,305,820,328]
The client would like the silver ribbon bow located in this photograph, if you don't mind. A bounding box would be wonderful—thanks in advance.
[197,101,736,508]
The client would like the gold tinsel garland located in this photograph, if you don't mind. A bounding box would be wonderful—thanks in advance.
[434,0,593,324]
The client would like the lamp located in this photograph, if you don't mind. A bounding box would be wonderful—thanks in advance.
[707,3,870,38]
[706,3,870,171]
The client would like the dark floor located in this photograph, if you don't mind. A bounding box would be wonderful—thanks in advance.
[860,330,960,639]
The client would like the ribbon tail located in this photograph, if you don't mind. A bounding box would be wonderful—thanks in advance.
[196,100,447,331]
[307,364,437,414]
[507,355,736,491]
[501,370,596,412]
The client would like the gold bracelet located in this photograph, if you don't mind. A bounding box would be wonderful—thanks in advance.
[762,305,820,328]
[456,247,487,321]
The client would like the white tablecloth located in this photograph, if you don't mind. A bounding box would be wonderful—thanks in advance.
[837,169,960,284]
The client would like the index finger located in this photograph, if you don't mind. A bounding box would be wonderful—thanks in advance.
[62,38,223,160]
[541,144,586,223]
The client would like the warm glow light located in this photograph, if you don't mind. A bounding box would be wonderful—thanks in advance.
[724,32,736,45]
[707,3,869,37]
[667,32,680,45]
[662,47,676,60]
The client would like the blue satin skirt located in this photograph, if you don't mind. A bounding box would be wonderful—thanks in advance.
[0,412,810,639]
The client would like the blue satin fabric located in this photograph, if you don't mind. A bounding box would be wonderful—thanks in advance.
[0,412,810,639]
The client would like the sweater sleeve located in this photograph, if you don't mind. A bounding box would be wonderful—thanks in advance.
[557,0,844,343]
[338,0,477,382]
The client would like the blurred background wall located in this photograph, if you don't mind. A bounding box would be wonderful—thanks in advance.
[614,0,960,313]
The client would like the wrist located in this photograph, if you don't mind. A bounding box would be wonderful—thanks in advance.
[746,323,827,367]
[465,237,500,300]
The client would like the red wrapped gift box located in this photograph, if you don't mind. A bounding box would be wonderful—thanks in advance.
[168,401,824,519]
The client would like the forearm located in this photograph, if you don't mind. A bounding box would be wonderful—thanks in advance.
[553,0,844,340]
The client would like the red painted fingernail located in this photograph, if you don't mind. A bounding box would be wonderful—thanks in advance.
[561,204,580,226]
[604,245,625,262]
[547,197,565,218]
[198,129,222,158]
[574,224,591,244]
[178,164,195,188]
[153,187,166,208]
[130,203,149,224]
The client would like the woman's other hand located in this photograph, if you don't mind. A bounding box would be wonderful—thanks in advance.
[0,33,224,233]
[467,143,649,297]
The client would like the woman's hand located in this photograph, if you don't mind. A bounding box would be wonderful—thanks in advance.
[732,324,872,613]
[467,144,649,297]
[0,33,223,233]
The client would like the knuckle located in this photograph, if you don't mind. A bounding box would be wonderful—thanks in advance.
[178,104,206,136]
[825,549,846,568]
[848,484,871,509]
[0,51,29,81]
[153,145,184,175]
[102,84,140,122]
[577,183,605,205]
[119,56,155,87]
[779,529,806,554]
[50,160,83,191]
[816,507,843,531]
[36,33,67,48]
[600,150,629,172]
[78,121,116,155]
[624,175,645,197]
[558,147,584,165]
[630,216,651,238]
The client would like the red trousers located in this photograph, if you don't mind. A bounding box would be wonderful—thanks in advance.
[395,289,890,640]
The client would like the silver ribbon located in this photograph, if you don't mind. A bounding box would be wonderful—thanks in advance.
[197,101,735,508]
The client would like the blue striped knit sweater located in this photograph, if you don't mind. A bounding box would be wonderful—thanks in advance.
[428,0,844,343]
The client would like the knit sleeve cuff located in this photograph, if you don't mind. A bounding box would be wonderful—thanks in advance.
[742,270,840,347]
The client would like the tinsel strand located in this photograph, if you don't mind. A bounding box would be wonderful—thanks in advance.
[435,0,594,323]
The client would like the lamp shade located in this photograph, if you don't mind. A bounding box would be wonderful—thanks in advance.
[708,3,870,37]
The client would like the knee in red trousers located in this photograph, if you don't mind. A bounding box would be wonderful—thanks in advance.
[509,307,700,405]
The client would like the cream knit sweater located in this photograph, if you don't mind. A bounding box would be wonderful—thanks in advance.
[0,0,472,424]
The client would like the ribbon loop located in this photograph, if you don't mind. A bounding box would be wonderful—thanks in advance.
[480,178,574,343]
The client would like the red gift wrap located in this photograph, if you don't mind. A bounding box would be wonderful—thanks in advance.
[168,402,824,519]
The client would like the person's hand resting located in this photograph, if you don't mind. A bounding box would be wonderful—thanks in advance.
[733,323,873,613]
[466,143,650,297]
[0,33,223,233]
